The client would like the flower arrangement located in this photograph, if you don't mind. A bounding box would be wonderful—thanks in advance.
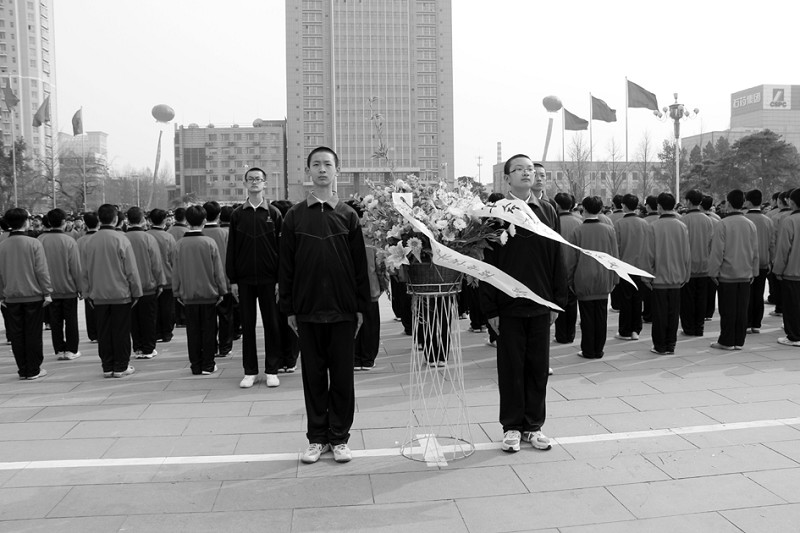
[358,175,505,272]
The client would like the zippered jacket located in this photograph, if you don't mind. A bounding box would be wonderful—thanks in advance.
[0,232,52,303]
[172,232,227,304]
[646,214,690,289]
[707,212,759,282]
[126,228,166,296]
[226,202,282,285]
[566,220,618,301]
[773,211,800,281]
[39,230,81,298]
[81,227,143,305]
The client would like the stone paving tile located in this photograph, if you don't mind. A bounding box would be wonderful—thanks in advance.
[363,423,490,450]
[764,439,800,463]
[456,487,634,532]
[297,454,438,478]
[0,421,77,441]
[561,435,698,460]
[541,359,619,375]
[642,376,750,393]
[120,510,293,533]
[234,431,309,455]
[713,384,800,403]
[643,443,799,478]
[351,409,412,430]
[729,371,800,387]
[697,400,800,424]
[202,387,306,402]
[48,481,222,517]
[513,455,670,492]
[0,516,128,533]
[0,469,17,486]
[292,501,468,533]
[746,468,800,503]
[70,380,170,394]
[152,460,298,483]
[667,364,758,379]
[165,378,257,391]
[101,390,209,405]
[355,395,412,412]
[619,390,735,411]
[608,473,785,518]
[27,404,148,422]
[183,414,304,435]
[584,369,681,384]
[722,503,800,533]
[371,465,527,504]
[0,486,71,520]
[102,434,241,459]
[0,438,115,462]
[3,465,160,488]
[139,401,253,419]
[552,381,660,400]
[248,399,307,416]
[547,397,637,418]
[744,359,800,372]
[603,355,697,371]
[0,407,42,423]
[679,351,774,366]
[0,391,111,407]
[681,425,800,448]
[63,418,189,439]
[213,476,373,511]
[0,380,80,394]
[591,407,719,433]
[559,512,743,533]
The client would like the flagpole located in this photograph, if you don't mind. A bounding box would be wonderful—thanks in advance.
[561,108,565,163]
[81,108,86,212]
[10,110,17,207]
[625,77,629,165]
[589,93,593,163]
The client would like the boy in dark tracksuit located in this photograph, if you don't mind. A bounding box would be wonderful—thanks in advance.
[773,189,800,346]
[174,205,228,375]
[566,196,618,359]
[679,190,714,336]
[0,208,53,380]
[147,209,177,343]
[280,147,370,464]
[355,242,388,370]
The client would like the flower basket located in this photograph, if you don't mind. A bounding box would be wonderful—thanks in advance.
[407,263,462,295]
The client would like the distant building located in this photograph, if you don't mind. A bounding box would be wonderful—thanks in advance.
[285,0,455,200]
[0,0,57,163]
[57,131,108,160]
[172,121,287,204]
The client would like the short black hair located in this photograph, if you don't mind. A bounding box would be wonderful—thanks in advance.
[622,193,639,211]
[487,192,505,203]
[612,194,623,209]
[533,162,545,169]
[645,195,658,210]
[203,200,221,222]
[685,189,703,206]
[306,146,340,168]
[657,192,676,211]
[554,192,574,211]
[46,208,67,228]
[98,204,118,225]
[700,195,714,211]
[173,207,186,222]
[220,205,234,223]
[83,211,99,229]
[3,208,28,230]
[503,154,531,176]
[345,199,364,218]
[582,196,603,215]
[726,189,745,210]
[126,206,144,225]
[185,205,207,227]
[270,199,294,217]
[745,189,762,206]
[148,208,167,226]
[790,188,800,208]
[244,167,266,181]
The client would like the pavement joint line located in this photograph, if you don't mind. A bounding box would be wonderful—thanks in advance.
[2,416,800,471]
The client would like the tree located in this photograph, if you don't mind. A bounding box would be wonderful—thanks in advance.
[601,137,629,198]
[702,141,717,162]
[728,129,800,192]
[634,131,659,198]
[657,139,689,196]
[689,145,702,165]
[555,133,591,200]
[0,138,48,213]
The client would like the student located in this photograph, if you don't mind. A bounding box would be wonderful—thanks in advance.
[39,208,82,360]
[125,207,166,359]
[613,194,649,341]
[480,154,567,454]
[708,190,759,350]
[553,192,581,344]
[271,199,301,372]
[220,205,243,341]
[701,194,721,320]
[744,190,775,334]
[679,190,714,337]
[0,208,53,380]
[147,208,177,343]
[202,201,234,358]
[772,188,800,347]
[769,191,793,318]
[82,204,143,378]
[280,146,370,464]
[77,212,99,342]
[173,205,227,375]
[168,207,189,328]
[646,192,690,355]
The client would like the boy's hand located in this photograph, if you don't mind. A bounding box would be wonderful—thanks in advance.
[288,315,299,337]
[131,297,139,308]
[487,316,499,335]
[42,295,52,307]
[216,296,224,306]
[354,312,364,338]
[550,311,558,325]
[231,283,239,302]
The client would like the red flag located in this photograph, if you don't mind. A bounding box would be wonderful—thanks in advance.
[627,80,658,111]
[591,96,617,122]
[72,109,83,136]
[564,108,588,131]
[32,95,51,127]
[2,82,18,111]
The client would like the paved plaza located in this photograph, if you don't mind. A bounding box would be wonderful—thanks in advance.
[2,297,800,532]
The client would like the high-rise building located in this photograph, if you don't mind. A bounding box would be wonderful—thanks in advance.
[0,0,56,163]
[285,0,454,200]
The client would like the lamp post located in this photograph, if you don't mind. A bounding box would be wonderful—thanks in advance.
[654,93,698,200]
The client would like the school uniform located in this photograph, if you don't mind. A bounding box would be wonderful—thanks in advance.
[769,208,793,314]
[125,227,166,356]
[704,212,721,319]
[773,210,800,342]
[39,230,82,354]
[642,211,661,322]
[554,211,581,343]
[0,232,53,378]
[173,231,227,374]
[169,223,190,326]
[355,245,388,368]
[744,209,775,330]
[203,222,234,357]
[148,227,177,342]
[614,212,650,338]
[76,230,98,341]
[708,211,759,348]
[679,209,714,336]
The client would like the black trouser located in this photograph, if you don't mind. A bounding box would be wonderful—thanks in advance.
[718,281,750,347]
[277,309,300,369]
[95,303,132,373]
[355,300,380,366]
[496,314,550,433]
[185,302,217,374]
[84,300,97,341]
[579,298,608,358]
[706,281,717,319]
[458,279,469,316]
[156,289,175,341]
[418,295,451,363]
[1,304,9,342]
[554,289,577,343]
[642,284,653,322]
[48,297,79,354]
[651,288,680,353]
[618,276,643,337]
[464,283,486,330]
[131,293,157,354]
[390,275,412,333]
[5,301,44,378]
[680,276,708,336]
[215,293,234,356]
[239,283,281,376]
[783,279,800,342]
[748,269,769,329]
[174,296,186,327]
[609,284,622,311]
[767,271,778,305]
[768,272,783,313]
[298,320,356,445]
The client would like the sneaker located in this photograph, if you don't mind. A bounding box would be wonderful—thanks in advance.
[704,317,712,321]
[710,342,735,351]
[201,364,218,375]
[58,351,81,361]
[265,374,280,387]
[361,362,375,371]
[26,369,48,380]
[522,430,552,450]
[750,328,760,334]
[103,371,114,378]
[650,347,667,355]
[778,337,800,347]
[284,365,297,373]
[393,317,402,322]
[631,332,640,340]
[239,375,258,388]
[138,350,157,360]
[548,367,554,376]
[614,333,633,341]
[333,443,352,463]
[769,311,783,317]
[216,351,229,358]
[501,430,521,452]
[301,443,330,464]
[112,365,135,378]
[486,339,497,348]
[467,327,482,333]
[353,365,363,371]
[734,346,743,351]
[436,360,447,368]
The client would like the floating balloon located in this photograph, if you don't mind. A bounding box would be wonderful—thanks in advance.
[151,104,175,123]
[253,118,264,127]
[542,95,563,113]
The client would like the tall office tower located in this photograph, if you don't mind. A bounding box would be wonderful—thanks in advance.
[286,0,454,200]
[0,0,56,164]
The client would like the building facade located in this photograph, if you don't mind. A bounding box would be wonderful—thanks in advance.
[0,0,56,163]
[173,121,287,205]
[285,0,455,201]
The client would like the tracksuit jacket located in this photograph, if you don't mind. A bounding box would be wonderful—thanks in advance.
[38,230,81,299]
[566,219,619,301]
[226,201,282,286]
[172,232,227,304]
[148,228,176,287]
[0,232,53,303]
[773,211,800,281]
[81,226,143,305]
[707,211,759,282]
[203,223,230,293]
[646,213,690,289]
[614,213,650,271]
[745,209,776,270]
[682,209,714,277]
[125,227,166,296]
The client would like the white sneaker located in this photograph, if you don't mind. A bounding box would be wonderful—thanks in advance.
[59,351,81,360]
[522,430,552,450]
[103,371,114,378]
[333,443,352,463]
[631,332,639,340]
[138,349,157,359]
[239,375,257,388]
[201,364,218,375]
[266,374,280,387]
[112,365,135,378]
[501,430,521,452]
[301,443,330,464]
[778,337,800,347]
[26,369,48,380]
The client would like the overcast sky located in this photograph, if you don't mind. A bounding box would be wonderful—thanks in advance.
[54,0,798,182]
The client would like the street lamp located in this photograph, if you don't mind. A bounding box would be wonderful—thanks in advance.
[654,93,698,200]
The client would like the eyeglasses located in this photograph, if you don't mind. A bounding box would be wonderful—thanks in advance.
[245,176,265,183]
[509,167,534,174]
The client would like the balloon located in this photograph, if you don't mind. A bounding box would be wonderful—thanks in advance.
[253,119,264,127]
[542,95,563,113]
[152,104,175,123]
